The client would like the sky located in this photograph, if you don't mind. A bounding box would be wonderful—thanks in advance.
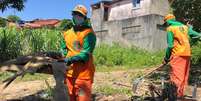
[0,0,100,21]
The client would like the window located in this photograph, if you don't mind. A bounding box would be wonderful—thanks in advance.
[103,7,109,21]
[132,0,141,8]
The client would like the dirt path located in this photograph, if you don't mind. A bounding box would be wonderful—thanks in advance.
[0,78,55,101]
[0,70,201,101]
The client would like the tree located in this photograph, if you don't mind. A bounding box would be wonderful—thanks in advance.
[58,19,73,31]
[7,15,21,22]
[0,17,7,27]
[171,0,201,31]
[0,0,26,12]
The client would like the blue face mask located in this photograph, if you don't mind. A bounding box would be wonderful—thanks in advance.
[73,15,85,25]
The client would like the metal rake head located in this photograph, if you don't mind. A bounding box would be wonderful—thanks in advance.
[132,77,143,93]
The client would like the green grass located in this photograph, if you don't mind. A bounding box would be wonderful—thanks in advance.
[191,41,201,65]
[94,85,132,96]
[0,27,62,62]
[0,72,14,82]
[94,44,164,71]
[0,72,51,83]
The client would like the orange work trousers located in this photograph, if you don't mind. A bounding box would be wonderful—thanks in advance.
[65,77,92,101]
[169,56,190,97]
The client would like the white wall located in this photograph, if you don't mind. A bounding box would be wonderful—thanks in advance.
[108,0,169,21]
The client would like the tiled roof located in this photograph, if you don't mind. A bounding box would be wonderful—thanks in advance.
[24,19,60,28]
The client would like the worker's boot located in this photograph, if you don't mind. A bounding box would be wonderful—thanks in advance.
[161,82,177,101]
[167,82,177,101]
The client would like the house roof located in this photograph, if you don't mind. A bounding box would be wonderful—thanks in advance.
[32,19,60,26]
[91,0,128,8]
[24,23,42,28]
[23,19,60,28]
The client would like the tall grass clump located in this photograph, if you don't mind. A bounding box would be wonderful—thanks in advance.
[0,28,22,61]
[94,41,201,69]
[23,28,62,53]
[191,41,201,65]
[94,43,164,69]
[0,27,62,62]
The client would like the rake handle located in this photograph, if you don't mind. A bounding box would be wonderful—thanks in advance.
[141,64,165,79]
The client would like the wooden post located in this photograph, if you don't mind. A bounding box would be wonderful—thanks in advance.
[52,61,69,101]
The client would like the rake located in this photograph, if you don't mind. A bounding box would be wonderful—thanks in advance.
[132,64,166,93]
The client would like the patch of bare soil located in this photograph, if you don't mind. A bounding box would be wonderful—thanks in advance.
[0,78,55,101]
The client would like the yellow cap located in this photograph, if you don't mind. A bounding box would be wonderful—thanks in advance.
[72,5,87,16]
[164,14,175,22]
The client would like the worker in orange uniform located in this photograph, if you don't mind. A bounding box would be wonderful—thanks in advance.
[60,5,96,101]
[162,14,201,98]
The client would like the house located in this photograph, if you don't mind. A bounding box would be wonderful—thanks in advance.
[23,19,60,29]
[91,0,170,51]
[1,18,61,29]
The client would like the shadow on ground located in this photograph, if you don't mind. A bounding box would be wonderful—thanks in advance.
[4,90,51,101]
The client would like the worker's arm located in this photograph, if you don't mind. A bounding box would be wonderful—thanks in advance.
[188,25,201,45]
[66,32,96,65]
[60,37,68,56]
[164,31,174,62]
[188,25,201,38]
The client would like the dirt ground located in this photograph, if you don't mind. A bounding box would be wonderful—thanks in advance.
[0,70,201,101]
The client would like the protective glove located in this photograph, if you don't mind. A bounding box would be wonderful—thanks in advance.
[198,35,201,41]
[162,57,169,65]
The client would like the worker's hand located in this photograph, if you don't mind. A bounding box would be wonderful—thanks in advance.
[186,21,192,27]
[156,64,163,71]
[197,35,201,41]
[162,57,169,65]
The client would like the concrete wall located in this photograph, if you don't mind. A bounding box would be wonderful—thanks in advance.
[108,0,169,21]
[90,0,169,51]
[92,14,167,51]
[150,0,170,16]
[91,8,103,31]
[91,3,104,31]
